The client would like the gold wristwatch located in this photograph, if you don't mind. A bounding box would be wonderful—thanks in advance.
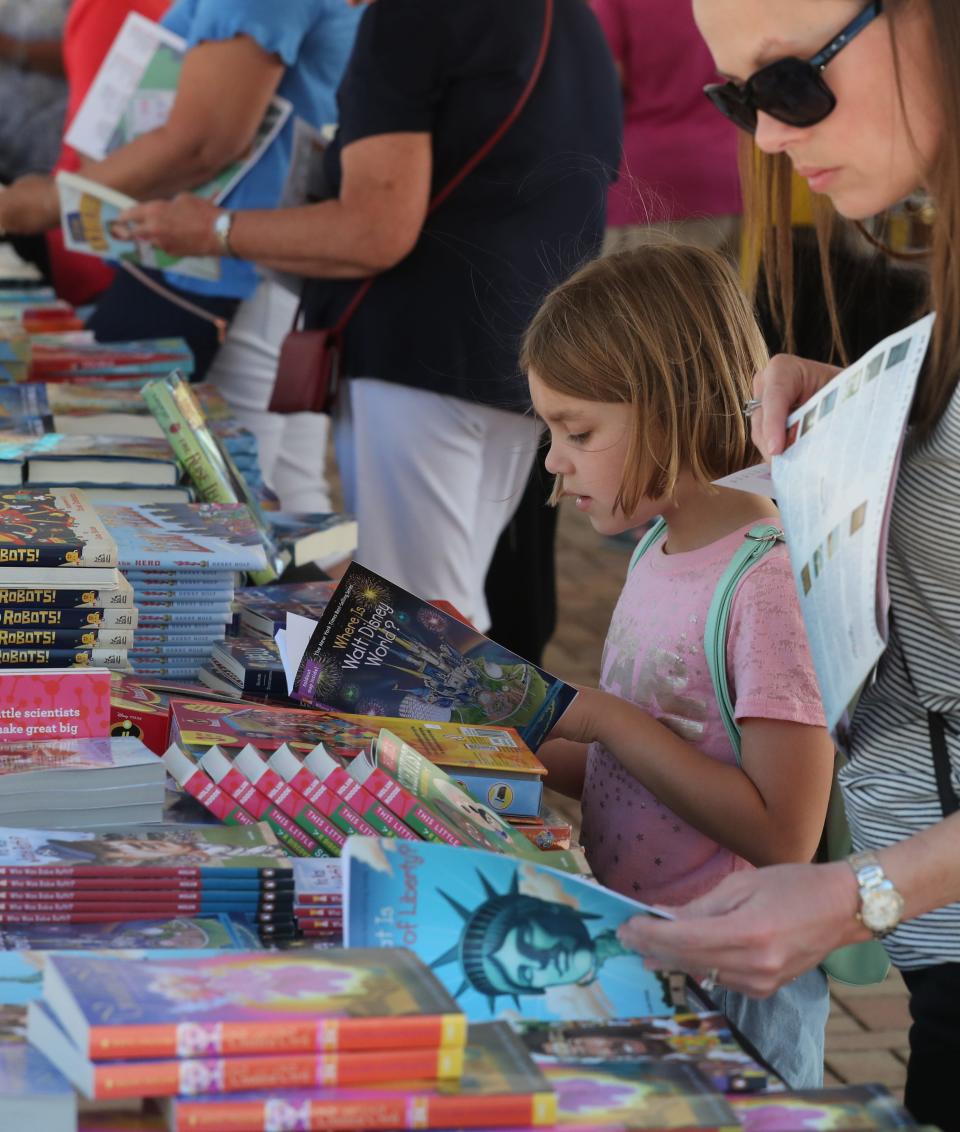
[213,210,235,257]
[848,849,905,938]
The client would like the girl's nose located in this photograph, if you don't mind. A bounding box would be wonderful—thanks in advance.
[543,442,567,477]
[753,110,804,156]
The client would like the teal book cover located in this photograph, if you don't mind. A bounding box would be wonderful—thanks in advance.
[344,837,675,1024]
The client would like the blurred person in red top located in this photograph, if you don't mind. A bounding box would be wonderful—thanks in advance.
[594,0,741,254]
[46,0,170,307]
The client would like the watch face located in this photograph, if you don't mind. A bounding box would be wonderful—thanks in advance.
[862,888,905,933]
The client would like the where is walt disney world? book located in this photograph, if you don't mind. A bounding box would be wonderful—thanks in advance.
[164,1021,554,1132]
[40,948,465,1060]
[343,838,676,1025]
[279,562,577,751]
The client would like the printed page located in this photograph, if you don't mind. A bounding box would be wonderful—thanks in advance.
[770,313,934,738]
[64,12,292,205]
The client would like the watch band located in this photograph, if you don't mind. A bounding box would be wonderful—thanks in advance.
[213,211,235,258]
[848,849,904,937]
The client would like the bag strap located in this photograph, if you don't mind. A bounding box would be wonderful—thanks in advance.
[929,711,959,817]
[292,0,556,337]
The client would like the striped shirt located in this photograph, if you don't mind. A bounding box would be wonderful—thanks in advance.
[840,377,960,969]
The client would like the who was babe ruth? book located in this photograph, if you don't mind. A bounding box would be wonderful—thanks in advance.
[280,561,577,751]
[344,838,676,1025]
[163,1021,554,1132]
[39,948,466,1060]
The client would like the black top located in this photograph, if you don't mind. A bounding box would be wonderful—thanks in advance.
[304,0,622,411]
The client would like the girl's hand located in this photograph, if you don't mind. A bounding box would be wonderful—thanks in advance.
[549,686,606,745]
[616,860,866,995]
[118,194,221,258]
[751,355,842,460]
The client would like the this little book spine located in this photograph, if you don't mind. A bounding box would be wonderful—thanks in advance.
[347,755,468,847]
[278,743,417,842]
[270,745,378,839]
[198,747,322,859]
[161,745,257,827]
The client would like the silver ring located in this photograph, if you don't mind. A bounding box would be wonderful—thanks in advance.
[701,967,719,992]
[743,399,763,418]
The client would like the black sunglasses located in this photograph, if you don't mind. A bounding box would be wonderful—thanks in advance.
[704,1,882,134]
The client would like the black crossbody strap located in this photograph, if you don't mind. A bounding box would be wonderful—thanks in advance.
[928,711,960,817]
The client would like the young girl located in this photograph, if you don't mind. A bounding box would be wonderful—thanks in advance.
[527,244,835,1088]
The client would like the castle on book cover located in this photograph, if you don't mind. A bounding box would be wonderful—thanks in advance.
[293,564,577,749]
[344,838,674,1024]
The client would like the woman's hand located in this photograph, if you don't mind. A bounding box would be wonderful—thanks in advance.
[0,175,60,235]
[616,860,867,995]
[751,355,842,460]
[119,194,221,258]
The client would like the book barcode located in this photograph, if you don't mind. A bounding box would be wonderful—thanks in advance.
[459,727,517,748]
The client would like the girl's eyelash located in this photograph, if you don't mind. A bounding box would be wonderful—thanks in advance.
[568,432,591,444]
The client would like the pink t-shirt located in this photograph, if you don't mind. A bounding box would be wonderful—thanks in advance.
[580,521,826,907]
[592,0,741,227]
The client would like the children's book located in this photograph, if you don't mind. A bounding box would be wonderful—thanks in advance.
[0,1040,76,1131]
[0,575,135,608]
[0,383,52,434]
[235,580,337,637]
[0,487,117,569]
[0,625,133,649]
[42,948,465,1060]
[205,637,287,695]
[57,171,221,282]
[1,606,136,629]
[163,1021,553,1132]
[95,501,268,573]
[0,668,111,743]
[514,1014,782,1096]
[279,562,577,749]
[0,646,128,670]
[728,1084,917,1131]
[344,837,676,1024]
[29,999,464,1100]
[0,737,163,795]
[21,434,179,487]
[269,511,358,569]
[0,824,291,875]
[65,12,293,205]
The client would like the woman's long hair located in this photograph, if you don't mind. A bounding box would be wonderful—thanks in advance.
[743,0,959,439]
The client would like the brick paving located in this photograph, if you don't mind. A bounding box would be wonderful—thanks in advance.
[544,502,911,1098]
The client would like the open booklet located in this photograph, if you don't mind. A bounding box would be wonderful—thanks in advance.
[56,172,220,282]
[64,11,292,205]
[275,561,579,751]
[718,313,935,740]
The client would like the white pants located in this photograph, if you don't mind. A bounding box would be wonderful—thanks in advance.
[207,280,332,513]
[333,378,538,632]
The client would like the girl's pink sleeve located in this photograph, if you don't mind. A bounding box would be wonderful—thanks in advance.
[726,550,827,726]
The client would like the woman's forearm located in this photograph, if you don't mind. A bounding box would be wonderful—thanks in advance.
[880,810,960,921]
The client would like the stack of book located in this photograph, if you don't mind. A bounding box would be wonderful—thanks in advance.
[0,736,164,832]
[24,947,560,1132]
[96,501,269,679]
[291,858,342,942]
[0,823,294,940]
[0,488,134,672]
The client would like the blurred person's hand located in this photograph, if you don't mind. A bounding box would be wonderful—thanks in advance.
[751,355,841,460]
[119,194,222,258]
[0,175,59,235]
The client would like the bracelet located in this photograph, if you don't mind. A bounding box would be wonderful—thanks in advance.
[212,210,235,258]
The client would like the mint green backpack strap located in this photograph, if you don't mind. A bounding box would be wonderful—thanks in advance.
[703,525,785,767]
[628,518,668,574]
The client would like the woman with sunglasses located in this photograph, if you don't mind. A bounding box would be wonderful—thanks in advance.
[618,3,958,1124]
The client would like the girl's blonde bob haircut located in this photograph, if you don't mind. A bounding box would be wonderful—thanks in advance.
[521,242,769,517]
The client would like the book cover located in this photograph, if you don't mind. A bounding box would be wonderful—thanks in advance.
[515,1014,781,1096]
[57,171,221,281]
[0,487,117,568]
[344,838,675,1023]
[165,1022,554,1132]
[209,637,286,694]
[269,512,358,569]
[96,501,269,572]
[0,737,162,792]
[371,728,576,871]
[0,823,290,874]
[729,1084,916,1131]
[0,668,111,742]
[236,580,337,637]
[30,1000,464,1100]
[43,948,465,1060]
[141,374,279,584]
[285,562,577,749]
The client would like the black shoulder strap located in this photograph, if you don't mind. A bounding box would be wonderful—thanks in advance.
[928,711,959,817]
